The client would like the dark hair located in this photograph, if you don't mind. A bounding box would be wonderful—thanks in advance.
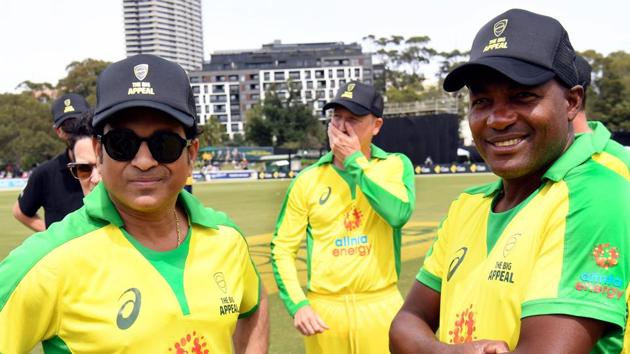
[68,110,95,150]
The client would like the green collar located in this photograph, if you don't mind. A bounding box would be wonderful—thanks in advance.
[84,183,219,229]
[587,121,612,152]
[543,133,595,182]
[317,144,388,165]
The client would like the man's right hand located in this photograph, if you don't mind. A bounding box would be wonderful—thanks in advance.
[293,305,329,336]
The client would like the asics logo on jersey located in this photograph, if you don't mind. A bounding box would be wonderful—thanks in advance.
[117,288,142,330]
[319,186,332,205]
[447,247,468,281]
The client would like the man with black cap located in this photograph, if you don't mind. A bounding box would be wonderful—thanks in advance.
[573,55,630,178]
[271,81,415,353]
[390,9,629,354]
[0,54,268,353]
[12,93,89,231]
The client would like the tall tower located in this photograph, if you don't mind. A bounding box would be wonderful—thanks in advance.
[123,0,203,72]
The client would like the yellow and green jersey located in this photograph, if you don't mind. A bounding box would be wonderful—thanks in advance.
[586,121,630,180]
[0,183,261,353]
[418,132,630,353]
[271,145,415,316]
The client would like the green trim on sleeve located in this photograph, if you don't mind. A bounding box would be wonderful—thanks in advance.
[270,177,308,316]
[42,335,71,353]
[521,298,625,329]
[306,228,313,289]
[291,300,311,317]
[417,269,442,293]
[238,277,261,319]
[393,228,402,277]
[343,150,415,228]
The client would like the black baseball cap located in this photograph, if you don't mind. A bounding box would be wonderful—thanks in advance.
[51,93,90,128]
[575,55,592,88]
[323,81,384,117]
[93,54,196,130]
[443,9,578,92]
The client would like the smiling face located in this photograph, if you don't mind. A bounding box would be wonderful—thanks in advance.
[467,70,580,180]
[96,107,199,214]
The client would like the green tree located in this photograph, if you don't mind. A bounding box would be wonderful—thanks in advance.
[56,59,110,106]
[580,50,630,132]
[197,116,225,147]
[245,90,325,149]
[363,34,437,102]
[0,93,64,170]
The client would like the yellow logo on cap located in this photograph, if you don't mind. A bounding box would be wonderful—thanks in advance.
[493,19,508,37]
[128,63,155,95]
[63,99,75,113]
[484,19,509,52]
[341,83,355,99]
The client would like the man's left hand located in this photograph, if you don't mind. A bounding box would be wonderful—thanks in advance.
[328,121,361,165]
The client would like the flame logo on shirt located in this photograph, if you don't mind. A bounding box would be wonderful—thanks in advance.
[168,332,210,354]
[593,243,619,270]
[448,304,476,344]
[343,207,363,231]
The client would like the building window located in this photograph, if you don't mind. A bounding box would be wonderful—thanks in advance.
[364,79,372,85]
[250,83,259,90]
[215,75,226,82]
[263,72,270,81]
[336,69,345,78]
[229,85,240,94]
[329,90,334,97]
[192,86,200,94]
[305,91,313,99]
[328,70,333,78]
[339,79,346,86]
[304,70,311,79]
[218,115,228,123]
[205,105,209,112]
[249,73,259,80]
[330,81,336,88]
[229,75,239,81]
[251,93,260,100]
[354,68,361,77]
[289,71,300,80]
[315,70,324,79]
[306,81,313,89]
[316,90,326,99]
[317,80,326,89]
[214,104,226,113]
[231,123,240,132]
[212,85,225,93]
[363,69,371,75]
[203,85,209,94]
[274,71,285,81]
[190,76,200,83]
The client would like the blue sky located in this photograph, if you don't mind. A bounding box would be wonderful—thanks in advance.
[0,0,628,93]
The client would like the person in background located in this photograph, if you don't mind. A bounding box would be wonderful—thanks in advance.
[67,110,101,196]
[12,93,89,231]
[272,81,416,353]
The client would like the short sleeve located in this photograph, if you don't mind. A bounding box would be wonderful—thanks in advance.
[18,166,46,217]
[417,216,451,293]
[237,236,261,318]
[522,175,630,329]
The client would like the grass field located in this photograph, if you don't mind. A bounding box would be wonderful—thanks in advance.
[0,174,496,353]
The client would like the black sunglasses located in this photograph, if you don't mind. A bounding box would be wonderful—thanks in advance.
[67,162,96,180]
[99,129,190,164]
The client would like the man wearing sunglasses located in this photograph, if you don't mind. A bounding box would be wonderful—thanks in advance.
[12,93,89,231]
[0,54,268,353]
[67,110,101,196]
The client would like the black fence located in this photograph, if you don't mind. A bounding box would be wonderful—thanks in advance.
[373,114,460,165]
